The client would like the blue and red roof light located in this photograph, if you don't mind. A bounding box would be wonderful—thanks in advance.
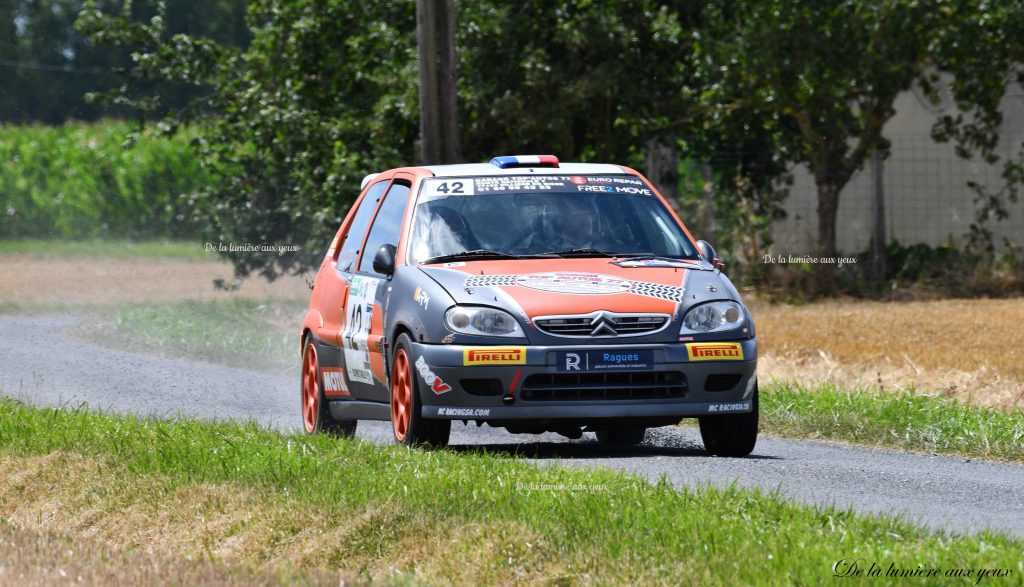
[489,155,560,169]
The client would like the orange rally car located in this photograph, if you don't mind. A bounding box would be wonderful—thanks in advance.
[301,155,758,455]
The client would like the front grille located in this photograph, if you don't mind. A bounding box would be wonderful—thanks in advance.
[704,373,742,392]
[521,371,687,401]
[534,312,670,337]
[460,378,504,396]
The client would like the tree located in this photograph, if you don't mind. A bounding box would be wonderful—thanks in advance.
[457,2,791,254]
[457,1,698,165]
[76,0,790,280]
[928,0,1024,253]
[78,0,419,280]
[695,1,948,260]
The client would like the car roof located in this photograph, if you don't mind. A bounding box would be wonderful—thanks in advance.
[423,162,628,177]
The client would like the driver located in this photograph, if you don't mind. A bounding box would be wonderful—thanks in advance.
[428,206,479,254]
[545,197,599,250]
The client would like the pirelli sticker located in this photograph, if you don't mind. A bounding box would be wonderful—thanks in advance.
[463,347,527,366]
[686,342,744,361]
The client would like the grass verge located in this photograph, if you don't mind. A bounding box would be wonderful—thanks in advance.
[75,298,305,373]
[0,398,1021,585]
[760,381,1024,463]
[0,519,336,587]
[0,238,207,260]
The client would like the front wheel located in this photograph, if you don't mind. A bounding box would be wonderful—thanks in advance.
[390,333,450,447]
[301,336,357,437]
[698,386,759,457]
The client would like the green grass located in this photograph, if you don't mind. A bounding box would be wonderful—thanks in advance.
[81,298,305,372]
[0,238,208,260]
[0,398,1020,585]
[0,121,209,239]
[760,381,1024,462]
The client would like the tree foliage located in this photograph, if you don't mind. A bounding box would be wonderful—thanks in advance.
[695,1,947,259]
[929,0,1024,252]
[69,0,1024,281]
[0,0,248,123]
[76,1,420,279]
[77,0,769,280]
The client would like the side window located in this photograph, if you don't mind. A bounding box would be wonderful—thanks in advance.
[337,181,389,273]
[358,182,411,275]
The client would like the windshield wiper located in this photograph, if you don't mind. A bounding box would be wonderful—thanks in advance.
[614,253,698,263]
[422,249,519,264]
[542,247,616,258]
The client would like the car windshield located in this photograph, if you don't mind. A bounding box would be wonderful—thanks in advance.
[408,175,699,264]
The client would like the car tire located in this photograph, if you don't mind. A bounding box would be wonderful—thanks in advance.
[698,385,759,457]
[390,333,451,448]
[595,427,647,446]
[301,335,357,437]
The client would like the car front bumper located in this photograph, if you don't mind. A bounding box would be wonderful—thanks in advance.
[410,338,757,420]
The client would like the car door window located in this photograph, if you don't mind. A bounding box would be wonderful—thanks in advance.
[358,182,411,275]
[337,180,389,273]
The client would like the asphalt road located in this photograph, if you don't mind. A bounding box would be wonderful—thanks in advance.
[2,313,1023,539]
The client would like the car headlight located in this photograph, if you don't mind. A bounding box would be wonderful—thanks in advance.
[445,306,525,337]
[680,301,745,334]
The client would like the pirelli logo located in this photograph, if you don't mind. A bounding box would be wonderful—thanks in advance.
[686,342,744,361]
[463,347,527,366]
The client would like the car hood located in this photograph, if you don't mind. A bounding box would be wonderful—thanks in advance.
[418,258,734,320]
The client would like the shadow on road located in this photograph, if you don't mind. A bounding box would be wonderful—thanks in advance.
[445,438,781,461]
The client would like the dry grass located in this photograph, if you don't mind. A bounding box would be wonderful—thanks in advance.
[749,297,1024,409]
[0,522,340,587]
[0,451,562,586]
[0,453,343,586]
[0,254,308,307]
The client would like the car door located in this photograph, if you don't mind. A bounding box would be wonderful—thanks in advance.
[341,179,412,402]
[314,179,389,399]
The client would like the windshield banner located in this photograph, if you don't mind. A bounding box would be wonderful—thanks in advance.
[421,176,654,199]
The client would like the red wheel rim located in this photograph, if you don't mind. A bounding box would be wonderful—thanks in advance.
[391,348,412,441]
[302,342,320,433]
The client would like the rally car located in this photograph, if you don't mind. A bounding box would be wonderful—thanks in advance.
[300,155,758,455]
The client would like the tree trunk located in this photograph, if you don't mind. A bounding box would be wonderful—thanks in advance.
[416,0,460,164]
[643,137,681,215]
[813,179,842,292]
[815,180,841,260]
[870,149,887,283]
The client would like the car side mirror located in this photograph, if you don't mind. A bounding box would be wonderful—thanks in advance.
[372,243,397,276]
[697,240,726,271]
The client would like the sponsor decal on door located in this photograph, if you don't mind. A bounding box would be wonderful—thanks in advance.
[322,367,350,396]
[342,275,380,385]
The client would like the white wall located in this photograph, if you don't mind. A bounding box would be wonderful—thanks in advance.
[770,84,1024,255]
